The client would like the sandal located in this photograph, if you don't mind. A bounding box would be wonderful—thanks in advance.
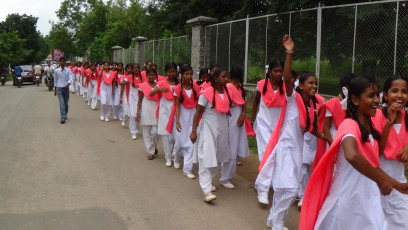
[147,155,155,160]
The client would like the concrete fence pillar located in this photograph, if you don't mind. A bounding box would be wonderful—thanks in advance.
[186,16,217,79]
[111,46,123,63]
[132,36,149,65]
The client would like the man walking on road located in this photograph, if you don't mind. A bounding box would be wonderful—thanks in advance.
[54,57,72,124]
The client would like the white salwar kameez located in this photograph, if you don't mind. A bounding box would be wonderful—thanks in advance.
[315,134,387,230]
[140,88,159,155]
[195,94,230,194]
[128,85,139,135]
[158,88,175,163]
[379,124,408,230]
[88,79,98,109]
[173,89,195,175]
[253,87,282,162]
[298,131,317,202]
[100,74,113,120]
[255,91,304,229]
[220,103,250,183]
[112,75,122,120]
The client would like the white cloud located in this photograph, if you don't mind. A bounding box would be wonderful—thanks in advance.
[0,0,64,35]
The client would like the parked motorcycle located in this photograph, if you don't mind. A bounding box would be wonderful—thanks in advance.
[45,73,53,91]
[1,73,6,86]
[35,74,41,86]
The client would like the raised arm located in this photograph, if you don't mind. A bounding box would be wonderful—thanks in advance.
[282,34,294,96]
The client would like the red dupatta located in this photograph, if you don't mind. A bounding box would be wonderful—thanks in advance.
[313,97,346,170]
[299,119,380,230]
[201,87,230,114]
[226,83,255,137]
[200,81,212,90]
[139,82,160,119]
[372,109,408,160]
[257,79,286,107]
[157,78,176,133]
[259,91,307,171]
[121,74,132,104]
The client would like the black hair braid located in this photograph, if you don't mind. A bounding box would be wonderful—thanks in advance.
[212,84,216,109]
[191,79,198,100]
[262,74,269,95]
[180,82,185,103]
[239,82,246,99]
[304,102,311,132]
[311,96,319,133]
[278,78,284,95]
[405,111,408,131]
[224,85,232,116]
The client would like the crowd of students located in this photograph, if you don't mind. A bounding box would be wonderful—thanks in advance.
[62,35,408,230]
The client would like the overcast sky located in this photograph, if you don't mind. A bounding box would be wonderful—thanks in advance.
[0,0,65,36]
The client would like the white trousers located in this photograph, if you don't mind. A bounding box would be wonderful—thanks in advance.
[220,158,237,183]
[129,116,139,135]
[69,81,75,93]
[142,125,158,155]
[174,145,194,174]
[298,163,311,201]
[100,104,112,119]
[198,158,220,194]
[89,80,98,109]
[113,105,123,120]
[161,134,174,162]
[267,188,297,230]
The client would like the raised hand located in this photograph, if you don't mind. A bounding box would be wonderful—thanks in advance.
[387,101,401,124]
[283,34,294,52]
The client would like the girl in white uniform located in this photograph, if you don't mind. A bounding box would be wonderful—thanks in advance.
[372,75,408,230]
[220,65,250,189]
[137,67,159,160]
[251,61,285,162]
[112,62,123,121]
[300,75,408,230]
[99,62,115,122]
[255,35,326,229]
[151,62,179,167]
[119,64,132,127]
[173,65,200,179]
[190,67,231,202]
[86,63,99,110]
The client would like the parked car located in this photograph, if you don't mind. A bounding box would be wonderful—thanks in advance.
[20,65,34,84]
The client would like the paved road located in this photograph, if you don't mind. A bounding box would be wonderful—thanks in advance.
[0,82,300,230]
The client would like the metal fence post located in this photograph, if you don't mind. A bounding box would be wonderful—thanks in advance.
[352,5,358,73]
[216,25,219,64]
[244,15,250,84]
[265,16,269,67]
[316,4,322,80]
[393,1,400,74]
[229,22,232,70]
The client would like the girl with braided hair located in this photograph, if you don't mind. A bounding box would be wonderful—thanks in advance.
[300,75,408,230]
[173,65,200,178]
[152,62,179,167]
[372,75,408,229]
[296,72,325,207]
[251,60,285,162]
[219,65,251,189]
[190,67,232,202]
[255,35,323,229]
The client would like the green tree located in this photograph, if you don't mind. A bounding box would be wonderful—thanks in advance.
[0,31,25,66]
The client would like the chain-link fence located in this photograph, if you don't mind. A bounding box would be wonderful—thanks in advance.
[205,0,408,96]
[141,36,191,75]
[115,47,136,66]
